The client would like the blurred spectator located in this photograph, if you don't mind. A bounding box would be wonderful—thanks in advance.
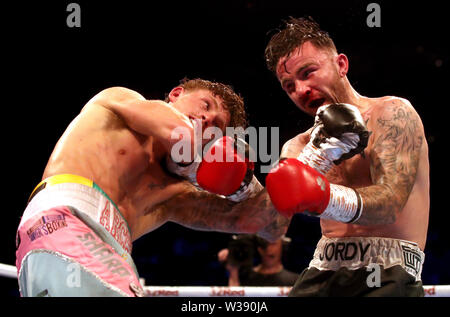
[218,235,298,286]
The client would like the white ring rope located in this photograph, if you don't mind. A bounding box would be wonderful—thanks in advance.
[0,263,17,279]
[142,285,450,297]
[1,263,448,296]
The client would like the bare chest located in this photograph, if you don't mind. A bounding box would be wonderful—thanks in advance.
[121,155,189,236]
[325,150,372,188]
[126,141,187,213]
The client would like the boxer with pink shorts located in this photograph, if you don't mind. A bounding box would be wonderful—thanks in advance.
[14,83,290,296]
[16,175,144,297]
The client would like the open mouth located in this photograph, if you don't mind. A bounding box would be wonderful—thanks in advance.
[307,98,326,109]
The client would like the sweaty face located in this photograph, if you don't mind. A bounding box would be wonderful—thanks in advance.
[276,41,346,117]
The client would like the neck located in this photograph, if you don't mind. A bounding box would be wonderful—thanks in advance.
[340,78,369,113]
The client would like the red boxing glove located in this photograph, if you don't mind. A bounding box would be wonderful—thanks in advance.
[197,136,255,197]
[266,158,330,218]
[266,158,363,223]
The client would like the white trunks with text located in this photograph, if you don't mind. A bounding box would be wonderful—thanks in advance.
[309,236,425,282]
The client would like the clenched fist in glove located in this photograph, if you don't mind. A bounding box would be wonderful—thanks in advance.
[297,103,370,174]
[166,136,260,202]
[266,158,362,223]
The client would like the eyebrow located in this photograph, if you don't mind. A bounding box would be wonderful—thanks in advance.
[280,62,315,87]
[208,96,227,131]
[210,95,220,110]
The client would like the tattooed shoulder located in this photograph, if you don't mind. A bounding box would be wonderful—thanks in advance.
[356,97,424,224]
[373,98,423,151]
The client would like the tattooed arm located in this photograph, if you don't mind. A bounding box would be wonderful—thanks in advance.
[165,183,290,242]
[355,98,425,225]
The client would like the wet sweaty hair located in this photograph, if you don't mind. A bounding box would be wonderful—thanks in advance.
[265,16,337,75]
[166,77,247,129]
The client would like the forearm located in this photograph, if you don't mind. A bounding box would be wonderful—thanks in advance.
[191,179,276,233]
[232,189,290,241]
[91,87,196,162]
[124,100,195,155]
[256,213,290,242]
[353,183,402,225]
[108,98,196,162]
[351,99,423,226]
[169,185,289,239]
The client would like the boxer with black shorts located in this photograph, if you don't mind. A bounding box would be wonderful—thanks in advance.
[264,17,429,296]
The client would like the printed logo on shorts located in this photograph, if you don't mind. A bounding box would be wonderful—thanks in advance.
[26,214,68,241]
[401,245,422,276]
[77,232,132,277]
[99,201,132,254]
[318,241,371,262]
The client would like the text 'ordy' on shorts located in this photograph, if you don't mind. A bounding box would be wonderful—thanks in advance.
[289,236,425,297]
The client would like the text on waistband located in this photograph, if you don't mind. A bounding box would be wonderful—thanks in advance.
[319,241,370,262]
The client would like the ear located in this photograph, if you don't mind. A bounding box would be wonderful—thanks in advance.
[336,53,349,78]
[168,86,184,103]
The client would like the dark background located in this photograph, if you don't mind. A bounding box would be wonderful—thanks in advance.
[2,0,448,296]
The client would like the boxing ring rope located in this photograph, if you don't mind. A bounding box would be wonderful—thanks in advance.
[1,263,449,297]
[142,285,450,297]
[0,263,17,279]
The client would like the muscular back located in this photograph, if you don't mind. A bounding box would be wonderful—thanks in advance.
[281,97,430,250]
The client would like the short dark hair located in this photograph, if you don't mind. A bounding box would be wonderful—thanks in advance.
[167,78,247,128]
[265,16,337,74]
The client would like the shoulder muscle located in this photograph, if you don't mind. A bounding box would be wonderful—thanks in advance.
[86,87,145,110]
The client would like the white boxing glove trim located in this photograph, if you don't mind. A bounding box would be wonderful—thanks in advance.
[297,142,334,175]
[226,175,260,203]
[165,156,199,185]
[298,129,360,175]
[319,132,360,161]
[320,184,363,223]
